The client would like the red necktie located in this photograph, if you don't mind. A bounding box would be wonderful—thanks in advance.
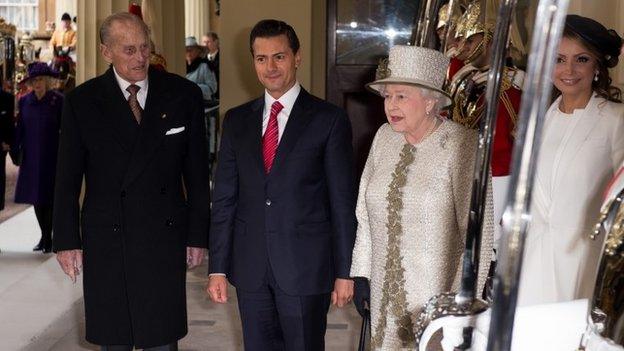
[263,101,284,173]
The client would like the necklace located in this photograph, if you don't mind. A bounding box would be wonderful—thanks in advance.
[414,118,439,144]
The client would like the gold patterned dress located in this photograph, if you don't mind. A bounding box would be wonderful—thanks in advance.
[350,121,494,350]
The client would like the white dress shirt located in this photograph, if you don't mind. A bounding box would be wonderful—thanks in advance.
[207,50,218,61]
[262,82,301,142]
[113,67,148,109]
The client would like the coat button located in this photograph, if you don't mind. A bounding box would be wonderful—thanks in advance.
[265,199,271,206]
[120,191,126,198]
[113,224,120,232]
[165,219,173,227]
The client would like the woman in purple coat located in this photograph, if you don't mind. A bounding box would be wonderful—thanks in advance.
[14,62,62,253]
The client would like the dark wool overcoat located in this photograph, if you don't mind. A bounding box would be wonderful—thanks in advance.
[53,67,210,348]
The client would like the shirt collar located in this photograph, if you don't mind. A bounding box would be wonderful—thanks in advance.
[113,66,148,95]
[264,82,301,116]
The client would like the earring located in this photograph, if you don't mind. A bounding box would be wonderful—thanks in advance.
[594,72,599,82]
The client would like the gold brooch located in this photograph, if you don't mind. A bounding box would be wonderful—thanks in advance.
[376,58,391,80]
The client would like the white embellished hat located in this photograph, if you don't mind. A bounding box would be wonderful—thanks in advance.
[367,45,452,107]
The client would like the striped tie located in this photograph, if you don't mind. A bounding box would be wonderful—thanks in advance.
[262,101,284,173]
[126,84,142,124]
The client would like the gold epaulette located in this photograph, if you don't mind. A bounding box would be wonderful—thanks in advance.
[448,64,477,99]
[500,67,522,130]
[452,66,522,130]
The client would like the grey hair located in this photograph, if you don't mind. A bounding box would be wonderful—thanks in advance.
[379,84,447,116]
[204,31,219,41]
[415,87,446,117]
[99,12,150,45]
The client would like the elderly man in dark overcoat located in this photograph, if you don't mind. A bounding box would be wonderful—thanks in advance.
[52,12,210,351]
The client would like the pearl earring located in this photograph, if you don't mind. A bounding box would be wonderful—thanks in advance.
[594,72,599,82]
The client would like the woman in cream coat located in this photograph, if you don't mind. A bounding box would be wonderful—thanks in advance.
[350,45,493,350]
[518,15,624,306]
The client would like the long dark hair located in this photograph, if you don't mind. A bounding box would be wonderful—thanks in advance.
[553,27,622,103]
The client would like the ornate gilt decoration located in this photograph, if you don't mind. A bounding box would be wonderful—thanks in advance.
[413,292,489,346]
[375,57,391,81]
[582,189,624,348]
[453,67,518,130]
[0,17,16,37]
[371,143,417,348]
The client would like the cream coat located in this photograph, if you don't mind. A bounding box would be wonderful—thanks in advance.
[350,122,493,350]
[518,95,624,306]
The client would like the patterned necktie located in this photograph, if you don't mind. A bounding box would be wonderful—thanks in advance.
[262,101,284,173]
[126,84,142,124]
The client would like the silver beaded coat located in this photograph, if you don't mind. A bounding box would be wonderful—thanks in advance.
[350,122,494,350]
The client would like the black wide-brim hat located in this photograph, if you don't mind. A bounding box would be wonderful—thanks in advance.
[20,62,59,84]
[565,14,623,68]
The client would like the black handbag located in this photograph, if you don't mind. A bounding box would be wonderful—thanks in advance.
[357,301,371,351]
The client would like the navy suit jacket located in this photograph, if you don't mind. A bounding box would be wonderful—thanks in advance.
[209,88,357,296]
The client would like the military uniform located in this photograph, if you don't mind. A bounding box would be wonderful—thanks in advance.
[447,56,466,85]
[452,66,522,176]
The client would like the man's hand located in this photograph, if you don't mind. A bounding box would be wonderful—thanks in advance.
[207,275,229,303]
[186,247,206,269]
[56,249,83,283]
[331,278,354,307]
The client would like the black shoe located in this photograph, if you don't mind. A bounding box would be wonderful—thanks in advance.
[33,239,44,251]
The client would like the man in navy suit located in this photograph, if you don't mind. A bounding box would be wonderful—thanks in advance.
[207,19,357,350]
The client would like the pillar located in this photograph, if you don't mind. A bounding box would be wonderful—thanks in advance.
[184,0,210,40]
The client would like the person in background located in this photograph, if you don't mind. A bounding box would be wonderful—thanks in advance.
[350,45,493,349]
[518,14,624,306]
[450,1,524,266]
[0,82,15,211]
[49,13,77,57]
[185,36,217,102]
[13,62,62,253]
[202,31,220,92]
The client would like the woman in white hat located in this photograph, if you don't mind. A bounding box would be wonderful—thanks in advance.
[349,45,494,349]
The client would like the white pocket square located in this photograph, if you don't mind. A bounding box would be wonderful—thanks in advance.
[165,126,185,135]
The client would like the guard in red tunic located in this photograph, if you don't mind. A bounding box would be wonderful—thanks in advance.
[437,3,466,84]
[451,0,526,249]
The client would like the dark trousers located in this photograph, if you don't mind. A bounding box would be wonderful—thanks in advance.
[0,152,5,210]
[100,342,177,351]
[33,204,53,244]
[236,264,331,351]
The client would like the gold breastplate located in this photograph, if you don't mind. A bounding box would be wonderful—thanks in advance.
[452,70,485,129]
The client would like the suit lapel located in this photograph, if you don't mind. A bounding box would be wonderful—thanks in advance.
[96,67,138,152]
[269,89,315,176]
[551,95,603,196]
[121,68,169,189]
[243,97,266,177]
